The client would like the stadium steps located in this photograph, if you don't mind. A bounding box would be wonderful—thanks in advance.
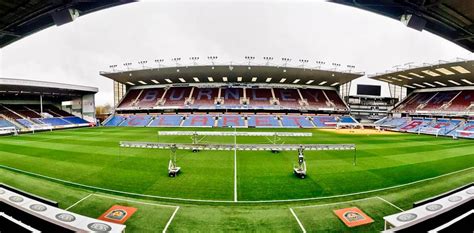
[1,105,25,119]
[101,114,115,125]
[24,106,42,117]
[131,89,144,106]
[118,117,128,126]
[146,116,155,127]
[321,90,335,107]
[441,91,463,110]
[0,114,24,129]
[417,92,439,110]
[445,120,465,135]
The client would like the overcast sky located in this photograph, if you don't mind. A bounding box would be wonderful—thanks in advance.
[0,0,472,105]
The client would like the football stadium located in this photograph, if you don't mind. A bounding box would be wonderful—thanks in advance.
[0,1,473,232]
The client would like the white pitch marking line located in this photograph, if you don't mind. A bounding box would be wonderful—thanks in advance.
[234,130,238,202]
[293,196,378,209]
[92,193,177,208]
[290,208,306,233]
[65,193,93,210]
[1,165,472,204]
[376,196,404,211]
[163,206,180,233]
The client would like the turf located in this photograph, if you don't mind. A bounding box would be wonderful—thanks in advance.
[1,162,472,232]
[0,127,473,232]
[0,127,472,201]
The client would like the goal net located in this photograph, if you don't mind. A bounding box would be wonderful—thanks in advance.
[0,127,18,135]
[418,127,441,137]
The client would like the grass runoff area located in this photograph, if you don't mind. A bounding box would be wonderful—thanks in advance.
[0,127,473,232]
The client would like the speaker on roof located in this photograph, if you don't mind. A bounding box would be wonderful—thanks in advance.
[401,14,426,31]
[51,8,80,26]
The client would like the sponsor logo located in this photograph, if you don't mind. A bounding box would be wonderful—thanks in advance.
[55,213,76,222]
[448,195,462,202]
[30,204,47,212]
[397,213,417,222]
[105,209,127,221]
[343,211,365,222]
[88,222,112,232]
[8,196,24,203]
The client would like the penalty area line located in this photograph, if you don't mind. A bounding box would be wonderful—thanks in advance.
[65,193,93,211]
[290,208,306,233]
[163,206,180,233]
[293,196,378,209]
[92,193,178,208]
[376,196,404,212]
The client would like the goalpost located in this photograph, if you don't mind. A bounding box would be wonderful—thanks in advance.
[418,127,441,137]
[30,124,53,134]
[0,127,18,136]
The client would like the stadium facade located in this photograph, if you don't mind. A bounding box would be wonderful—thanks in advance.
[100,63,364,128]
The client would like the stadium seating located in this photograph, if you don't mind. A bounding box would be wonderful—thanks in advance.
[394,92,436,113]
[449,120,474,139]
[182,115,215,127]
[0,118,17,129]
[324,90,348,110]
[217,115,245,127]
[162,87,192,106]
[247,115,280,127]
[339,116,357,123]
[377,117,410,128]
[398,118,432,132]
[148,115,183,127]
[220,88,244,108]
[62,116,89,124]
[247,89,273,108]
[274,88,301,108]
[420,91,458,111]
[16,119,34,128]
[104,115,126,126]
[312,116,337,128]
[118,89,142,108]
[37,117,71,126]
[300,89,328,109]
[446,90,474,111]
[114,86,351,113]
[280,115,313,128]
[120,115,153,127]
[190,88,219,107]
[135,89,163,108]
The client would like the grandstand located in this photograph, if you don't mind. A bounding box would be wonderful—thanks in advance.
[101,63,362,128]
[1,0,474,232]
[371,60,474,139]
[0,78,96,132]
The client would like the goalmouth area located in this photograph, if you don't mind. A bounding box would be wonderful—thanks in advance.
[0,127,473,232]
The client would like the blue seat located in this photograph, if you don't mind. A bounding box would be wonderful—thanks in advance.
[104,115,125,126]
[247,115,279,127]
[63,116,88,124]
[149,115,183,127]
[120,115,153,127]
[280,116,313,128]
[312,116,337,128]
[182,115,215,127]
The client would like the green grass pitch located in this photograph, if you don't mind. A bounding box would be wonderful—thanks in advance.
[0,127,473,232]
